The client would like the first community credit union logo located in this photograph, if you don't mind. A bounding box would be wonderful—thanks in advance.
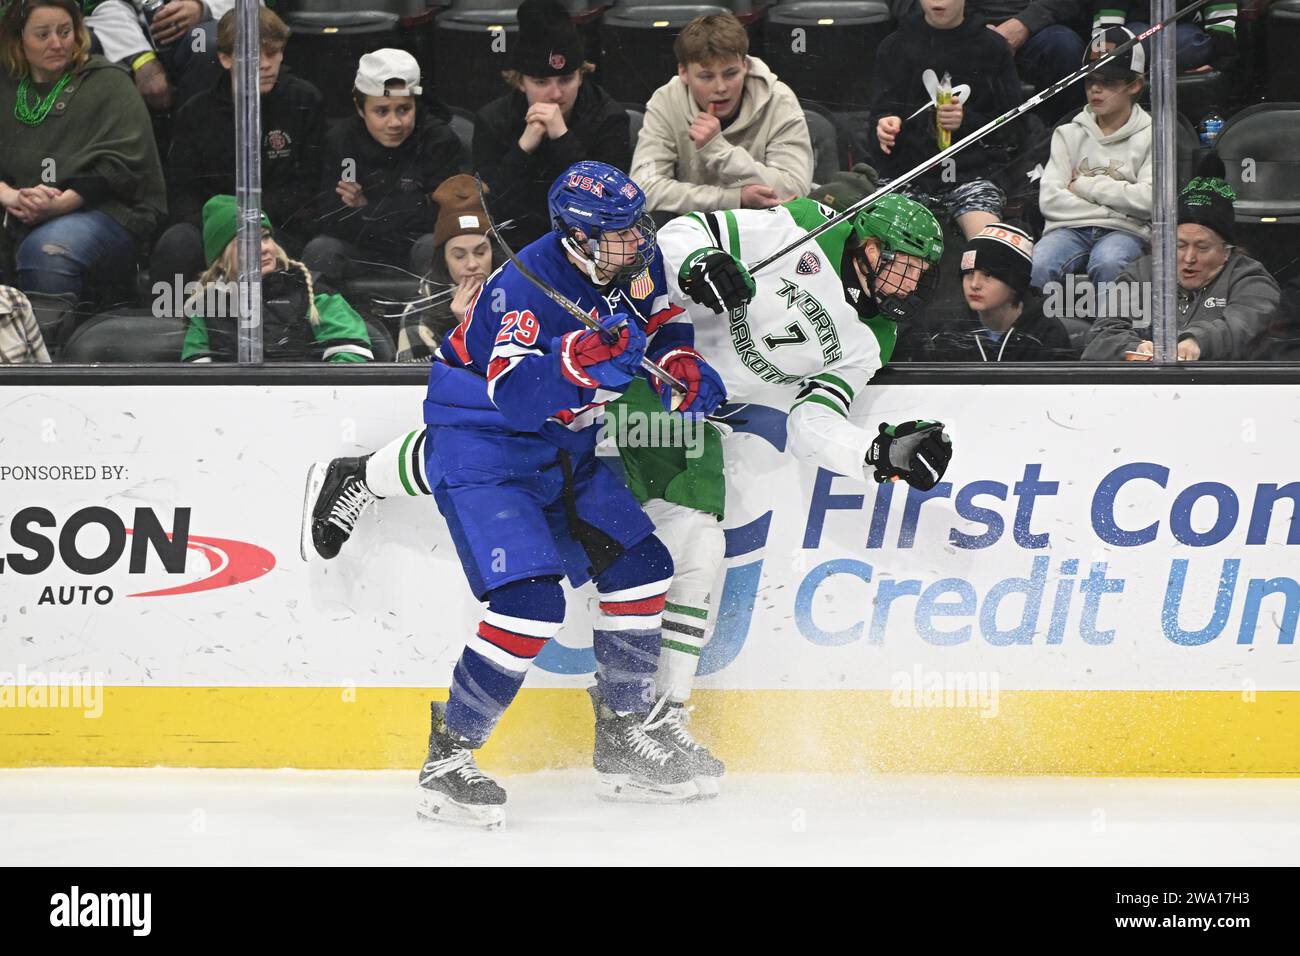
[0,505,275,606]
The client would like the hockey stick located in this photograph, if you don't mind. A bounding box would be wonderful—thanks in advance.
[746,0,1215,274]
[472,175,686,396]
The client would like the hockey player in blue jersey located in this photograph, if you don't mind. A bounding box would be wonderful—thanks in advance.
[411,161,727,826]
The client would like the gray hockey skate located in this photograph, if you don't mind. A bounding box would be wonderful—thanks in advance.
[587,685,699,803]
[417,701,506,829]
[645,698,725,798]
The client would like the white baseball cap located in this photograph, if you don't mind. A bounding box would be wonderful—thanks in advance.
[354,49,423,97]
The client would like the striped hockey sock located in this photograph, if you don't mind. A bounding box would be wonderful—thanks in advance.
[657,594,710,703]
[593,578,671,714]
[363,428,430,499]
[445,607,563,746]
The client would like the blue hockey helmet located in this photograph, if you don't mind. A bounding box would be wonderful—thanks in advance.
[547,161,656,283]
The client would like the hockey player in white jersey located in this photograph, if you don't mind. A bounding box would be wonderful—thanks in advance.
[610,193,954,794]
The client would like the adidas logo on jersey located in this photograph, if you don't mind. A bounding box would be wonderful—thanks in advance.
[797,252,821,275]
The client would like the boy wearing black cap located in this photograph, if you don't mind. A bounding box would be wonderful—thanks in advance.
[1032,27,1151,296]
[1083,160,1280,361]
[1091,0,1237,73]
[912,222,1075,360]
[473,0,631,245]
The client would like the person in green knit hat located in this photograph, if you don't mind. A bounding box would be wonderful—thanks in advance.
[182,195,374,363]
[0,0,165,301]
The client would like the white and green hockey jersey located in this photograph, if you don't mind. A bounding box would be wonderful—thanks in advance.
[658,199,899,482]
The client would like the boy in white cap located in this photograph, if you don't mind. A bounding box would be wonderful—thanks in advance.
[303,49,462,288]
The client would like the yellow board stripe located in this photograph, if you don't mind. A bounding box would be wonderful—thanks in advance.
[2,688,1299,775]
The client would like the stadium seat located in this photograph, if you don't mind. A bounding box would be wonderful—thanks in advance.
[432,2,607,111]
[344,275,425,342]
[61,311,189,364]
[23,292,78,361]
[281,10,404,118]
[1175,69,1234,132]
[626,106,645,155]
[762,1,892,110]
[449,105,477,171]
[1213,102,1300,280]
[597,3,735,106]
[364,319,398,362]
[803,106,841,184]
[1267,0,1300,102]
[1215,102,1300,222]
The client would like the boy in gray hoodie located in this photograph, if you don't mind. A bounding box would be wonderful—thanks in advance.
[630,14,813,216]
[1032,27,1151,294]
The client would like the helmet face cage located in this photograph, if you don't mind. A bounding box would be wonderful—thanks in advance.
[567,211,657,284]
[858,245,941,323]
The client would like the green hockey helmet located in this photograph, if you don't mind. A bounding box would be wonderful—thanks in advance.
[850,193,944,263]
[849,193,944,322]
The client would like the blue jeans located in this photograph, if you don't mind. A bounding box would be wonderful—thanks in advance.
[1126,22,1215,72]
[15,210,139,300]
[1031,226,1146,290]
[1018,25,1087,122]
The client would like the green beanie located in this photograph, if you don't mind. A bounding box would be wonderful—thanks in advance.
[202,195,274,266]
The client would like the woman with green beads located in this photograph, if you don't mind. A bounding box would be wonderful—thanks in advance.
[0,0,165,302]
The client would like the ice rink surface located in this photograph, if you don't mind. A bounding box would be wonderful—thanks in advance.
[4,769,1299,866]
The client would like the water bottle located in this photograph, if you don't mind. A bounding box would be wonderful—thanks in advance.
[1198,109,1225,148]
[138,0,175,52]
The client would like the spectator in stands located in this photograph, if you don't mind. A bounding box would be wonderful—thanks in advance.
[183,195,373,364]
[303,49,460,287]
[1082,164,1279,360]
[0,284,51,363]
[919,223,1075,359]
[967,0,1086,123]
[0,0,165,300]
[870,0,1022,239]
[473,0,629,245]
[1031,28,1150,294]
[630,13,813,217]
[78,0,241,112]
[395,174,504,362]
[152,7,322,287]
[1092,0,1237,74]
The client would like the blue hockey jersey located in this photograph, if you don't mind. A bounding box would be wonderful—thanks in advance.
[425,233,691,453]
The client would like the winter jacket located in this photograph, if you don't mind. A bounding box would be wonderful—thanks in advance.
[868,14,1024,190]
[313,111,462,254]
[1082,251,1279,360]
[473,80,631,245]
[900,297,1076,361]
[0,54,166,243]
[967,0,1085,34]
[182,267,373,363]
[630,55,814,216]
[168,69,325,241]
[1092,1,1237,68]
[1040,104,1152,240]
[396,234,506,362]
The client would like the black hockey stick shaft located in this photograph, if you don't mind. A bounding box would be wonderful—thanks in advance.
[473,176,686,396]
[747,0,1215,274]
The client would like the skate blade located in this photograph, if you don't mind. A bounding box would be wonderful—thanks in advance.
[692,774,722,799]
[299,462,327,563]
[595,773,700,804]
[416,788,505,830]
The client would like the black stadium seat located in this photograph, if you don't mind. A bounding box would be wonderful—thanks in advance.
[61,311,189,364]
[763,1,893,111]
[1267,0,1300,102]
[1214,102,1300,280]
[596,2,734,106]
[23,292,78,362]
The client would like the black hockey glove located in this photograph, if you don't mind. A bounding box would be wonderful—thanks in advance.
[678,248,756,314]
[866,420,952,491]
